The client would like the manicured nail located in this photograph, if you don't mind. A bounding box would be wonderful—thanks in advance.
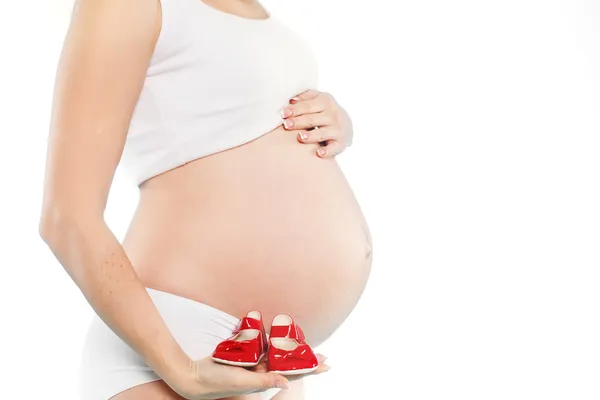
[317,148,326,157]
[298,132,309,141]
[281,106,294,118]
[284,119,294,129]
[291,96,301,102]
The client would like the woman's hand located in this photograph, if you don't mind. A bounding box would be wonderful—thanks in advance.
[170,355,330,399]
[281,89,354,158]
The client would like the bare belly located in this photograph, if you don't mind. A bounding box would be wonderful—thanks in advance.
[122,125,373,346]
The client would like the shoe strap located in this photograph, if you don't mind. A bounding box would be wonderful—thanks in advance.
[234,316,263,333]
[270,323,306,341]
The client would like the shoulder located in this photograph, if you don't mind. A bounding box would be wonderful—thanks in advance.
[69,0,162,45]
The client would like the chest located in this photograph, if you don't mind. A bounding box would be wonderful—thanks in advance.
[151,10,319,101]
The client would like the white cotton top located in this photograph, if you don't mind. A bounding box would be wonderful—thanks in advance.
[120,0,319,186]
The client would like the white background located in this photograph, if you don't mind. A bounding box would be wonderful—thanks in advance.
[1,0,599,399]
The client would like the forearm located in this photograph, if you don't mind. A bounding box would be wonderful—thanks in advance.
[40,215,191,385]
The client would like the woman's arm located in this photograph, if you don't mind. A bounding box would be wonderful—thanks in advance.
[38,0,193,392]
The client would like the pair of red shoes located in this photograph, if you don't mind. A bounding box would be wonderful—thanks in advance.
[212,311,319,375]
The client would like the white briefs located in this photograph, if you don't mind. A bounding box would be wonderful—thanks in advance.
[79,288,281,400]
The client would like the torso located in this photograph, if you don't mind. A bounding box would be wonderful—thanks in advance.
[120,0,373,346]
[122,124,373,346]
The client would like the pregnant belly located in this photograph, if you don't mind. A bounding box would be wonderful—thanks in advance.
[122,125,373,345]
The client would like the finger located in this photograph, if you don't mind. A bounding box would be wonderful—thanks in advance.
[316,141,346,158]
[236,370,290,392]
[312,362,332,375]
[261,372,291,391]
[290,89,320,103]
[284,113,332,131]
[249,360,269,374]
[316,354,328,364]
[296,127,338,144]
[286,363,332,382]
[281,98,325,119]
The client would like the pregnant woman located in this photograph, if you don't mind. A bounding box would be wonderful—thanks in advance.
[39,0,373,399]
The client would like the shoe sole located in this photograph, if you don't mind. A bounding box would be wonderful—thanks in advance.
[212,352,265,367]
[269,365,319,375]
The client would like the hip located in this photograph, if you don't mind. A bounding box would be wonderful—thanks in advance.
[80,288,282,400]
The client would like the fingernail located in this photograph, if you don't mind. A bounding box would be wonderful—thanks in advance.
[281,106,294,118]
[284,119,294,129]
[291,96,301,102]
[317,148,326,157]
[298,132,309,141]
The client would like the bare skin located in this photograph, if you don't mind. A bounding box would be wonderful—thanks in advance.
[40,0,371,399]
[127,117,372,343]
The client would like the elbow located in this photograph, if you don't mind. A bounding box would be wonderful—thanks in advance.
[38,204,98,250]
[38,205,69,248]
[38,203,105,286]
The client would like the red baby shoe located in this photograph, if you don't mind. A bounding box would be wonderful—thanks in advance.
[212,311,268,367]
[267,314,319,375]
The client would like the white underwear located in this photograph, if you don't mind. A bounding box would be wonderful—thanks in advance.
[79,288,281,400]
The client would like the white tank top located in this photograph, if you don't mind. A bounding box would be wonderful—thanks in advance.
[120,0,319,185]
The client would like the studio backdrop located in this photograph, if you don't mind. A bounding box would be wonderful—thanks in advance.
[0,0,599,399]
